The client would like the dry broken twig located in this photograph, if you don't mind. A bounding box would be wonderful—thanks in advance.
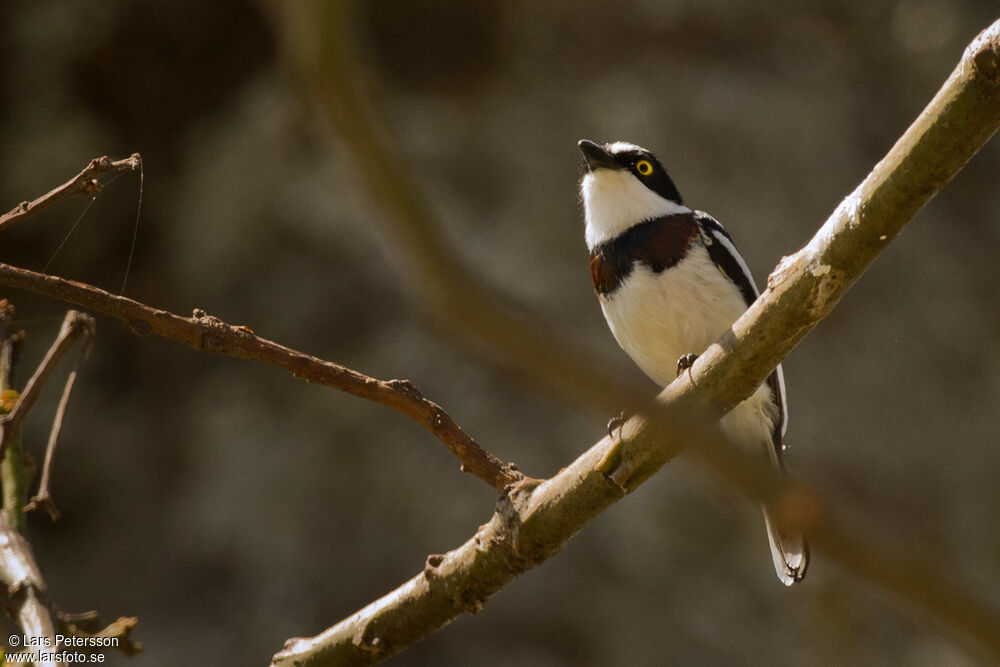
[0,267,522,492]
[0,154,142,232]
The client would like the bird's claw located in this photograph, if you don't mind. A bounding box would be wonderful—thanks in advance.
[607,410,628,440]
[676,353,699,377]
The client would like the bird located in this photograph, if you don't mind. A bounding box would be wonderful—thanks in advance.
[577,138,808,585]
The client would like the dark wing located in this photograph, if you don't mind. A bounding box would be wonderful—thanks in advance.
[695,212,759,305]
[695,211,788,453]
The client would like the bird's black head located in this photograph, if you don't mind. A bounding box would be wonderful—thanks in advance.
[578,139,683,205]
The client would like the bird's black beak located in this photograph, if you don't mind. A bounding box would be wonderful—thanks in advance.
[578,139,618,171]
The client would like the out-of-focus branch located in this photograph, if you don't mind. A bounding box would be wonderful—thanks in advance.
[271,10,1000,666]
[270,2,627,416]
[0,154,141,232]
[0,265,521,492]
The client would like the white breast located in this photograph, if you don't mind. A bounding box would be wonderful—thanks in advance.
[599,244,740,385]
[600,244,778,452]
[581,170,689,249]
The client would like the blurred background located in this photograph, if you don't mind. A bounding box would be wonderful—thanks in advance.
[2,1,999,665]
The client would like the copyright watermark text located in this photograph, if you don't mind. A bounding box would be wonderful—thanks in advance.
[4,635,117,663]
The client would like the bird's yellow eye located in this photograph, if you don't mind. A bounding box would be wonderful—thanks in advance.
[635,160,653,176]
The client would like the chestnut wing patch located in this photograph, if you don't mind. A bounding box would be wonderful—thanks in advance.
[589,214,700,296]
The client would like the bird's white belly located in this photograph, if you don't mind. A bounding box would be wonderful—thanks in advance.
[599,246,743,385]
[600,246,778,452]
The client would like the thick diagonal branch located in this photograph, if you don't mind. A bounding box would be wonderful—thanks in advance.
[270,17,1000,667]
[0,267,520,492]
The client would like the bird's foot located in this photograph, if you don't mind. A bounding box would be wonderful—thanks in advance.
[607,410,628,440]
[676,353,699,377]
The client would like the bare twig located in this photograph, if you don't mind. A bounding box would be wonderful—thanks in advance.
[0,153,520,491]
[56,611,143,657]
[56,609,102,631]
[0,300,21,388]
[93,616,142,656]
[0,306,31,535]
[0,268,522,492]
[0,154,141,232]
[0,311,94,459]
[25,316,95,521]
[270,15,1000,667]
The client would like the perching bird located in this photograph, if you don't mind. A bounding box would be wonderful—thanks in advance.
[578,139,808,585]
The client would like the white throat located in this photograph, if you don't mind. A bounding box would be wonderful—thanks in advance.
[581,169,690,249]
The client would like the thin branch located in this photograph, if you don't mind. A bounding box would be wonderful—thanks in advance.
[25,316,95,521]
[0,310,32,536]
[0,269,522,492]
[270,16,1000,667]
[0,301,21,394]
[0,311,94,459]
[0,154,141,232]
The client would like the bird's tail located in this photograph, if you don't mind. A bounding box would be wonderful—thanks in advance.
[762,506,809,586]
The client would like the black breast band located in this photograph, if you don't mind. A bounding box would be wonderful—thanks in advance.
[589,214,700,296]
